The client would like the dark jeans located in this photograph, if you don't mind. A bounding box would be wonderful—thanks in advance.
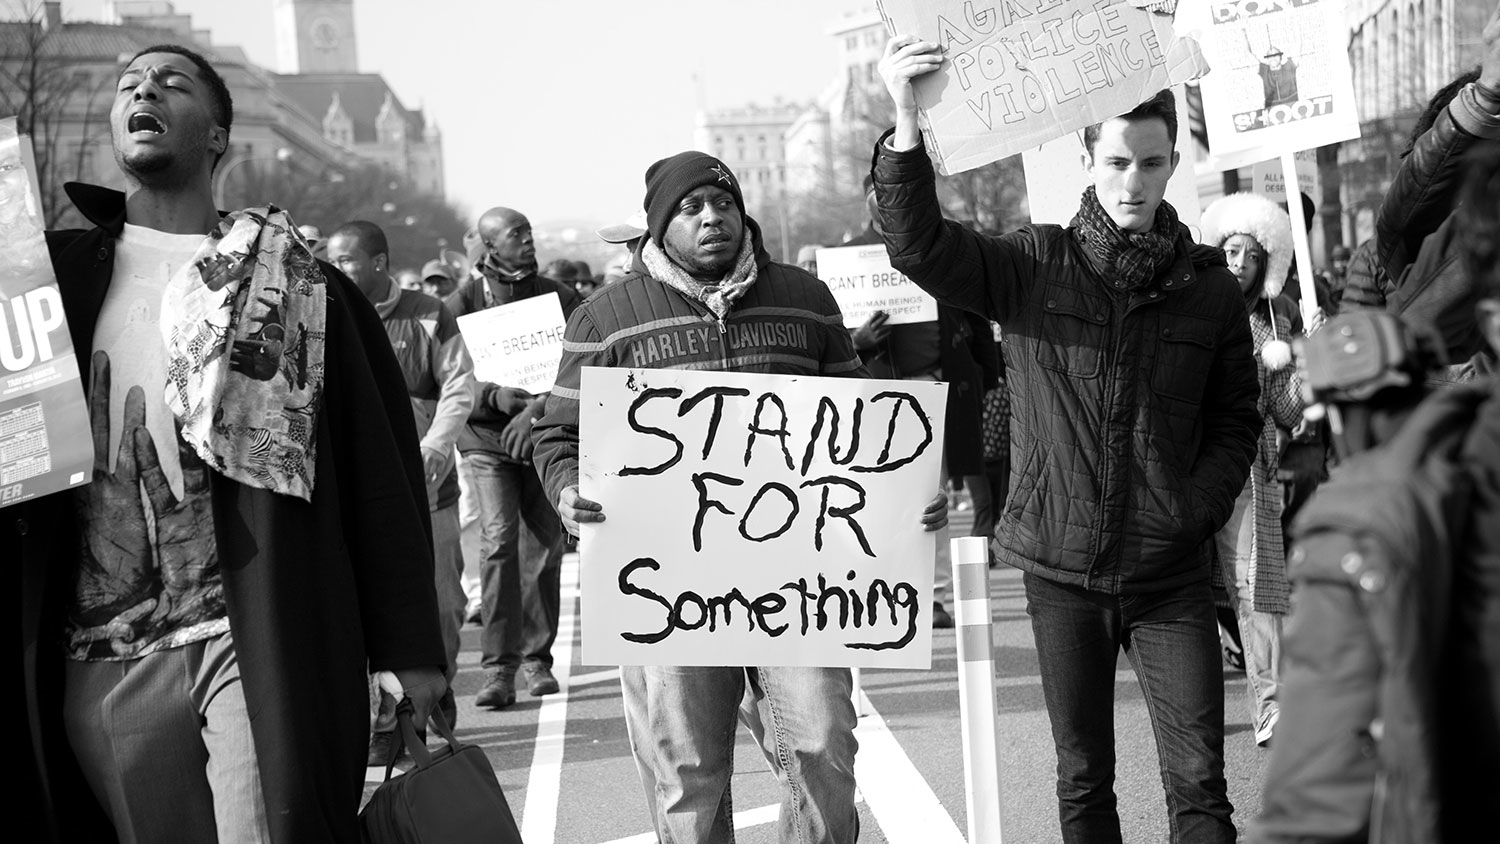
[466,451,564,672]
[1023,572,1235,844]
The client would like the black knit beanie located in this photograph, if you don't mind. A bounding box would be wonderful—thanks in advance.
[643,151,746,246]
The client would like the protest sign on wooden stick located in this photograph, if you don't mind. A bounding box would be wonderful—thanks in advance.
[1189,0,1361,171]
[578,367,947,668]
[876,0,1210,175]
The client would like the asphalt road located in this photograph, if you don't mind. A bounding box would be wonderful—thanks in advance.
[365,509,1270,843]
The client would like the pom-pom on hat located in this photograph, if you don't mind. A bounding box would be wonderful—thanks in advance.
[643,151,746,246]
[1200,192,1294,299]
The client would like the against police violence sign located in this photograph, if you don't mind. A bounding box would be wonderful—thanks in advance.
[578,367,947,668]
[876,0,1210,174]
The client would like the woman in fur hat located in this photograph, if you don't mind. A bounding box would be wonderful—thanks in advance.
[1200,192,1307,748]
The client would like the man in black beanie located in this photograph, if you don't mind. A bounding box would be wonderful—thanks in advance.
[531,152,948,844]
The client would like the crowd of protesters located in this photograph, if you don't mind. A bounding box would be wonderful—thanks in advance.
[13,7,1500,843]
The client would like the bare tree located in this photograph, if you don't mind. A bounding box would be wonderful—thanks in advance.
[235,159,470,269]
[1,1,113,227]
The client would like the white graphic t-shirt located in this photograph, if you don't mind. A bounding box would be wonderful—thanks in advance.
[67,223,229,661]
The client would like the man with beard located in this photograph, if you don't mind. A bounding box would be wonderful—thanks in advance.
[531,151,949,844]
[17,45,444,843]
[445,207,581,708]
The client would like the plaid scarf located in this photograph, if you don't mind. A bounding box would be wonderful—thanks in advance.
[1071,186,1180,290]
[640,234,758,319]
[161,207,326,501]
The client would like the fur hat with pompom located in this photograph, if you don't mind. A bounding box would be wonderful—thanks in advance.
[1200,192,1294,300]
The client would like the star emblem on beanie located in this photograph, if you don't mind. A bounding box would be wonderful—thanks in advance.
[710,164,734,186]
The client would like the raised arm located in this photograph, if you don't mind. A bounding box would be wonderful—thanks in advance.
[872,35,1037,323]
[1376,9,1500,279]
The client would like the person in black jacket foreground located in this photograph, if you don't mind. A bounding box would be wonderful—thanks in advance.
[1251,141,1500,844]
[17,45,445,843]
[872,37,1260,844]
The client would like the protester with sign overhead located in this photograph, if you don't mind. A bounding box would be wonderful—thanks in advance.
[871,35,1261,842]
[531,151,948,844]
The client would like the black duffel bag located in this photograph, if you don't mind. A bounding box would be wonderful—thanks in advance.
[360,699,522,843]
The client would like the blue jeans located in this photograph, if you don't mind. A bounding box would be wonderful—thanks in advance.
[466,452,564,672]
[621,664,859,844]
[1023,573,1235,844]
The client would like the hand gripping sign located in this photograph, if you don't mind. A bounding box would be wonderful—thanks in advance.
[578,367,947,668]
[876,0,1211,175]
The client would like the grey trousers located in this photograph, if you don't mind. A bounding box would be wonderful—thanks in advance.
[63,630,270,844]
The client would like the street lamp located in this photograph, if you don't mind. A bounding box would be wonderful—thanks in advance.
[213,147,292,209]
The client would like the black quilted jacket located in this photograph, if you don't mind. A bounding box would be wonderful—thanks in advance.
[872,137,1261,594]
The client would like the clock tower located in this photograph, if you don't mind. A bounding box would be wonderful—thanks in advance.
[274,0,358,74]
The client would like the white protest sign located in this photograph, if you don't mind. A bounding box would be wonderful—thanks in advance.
[0,117,92,507]
[1021,84,1202,229]
[455,292,566,393]
[815,244,939,328]
[875,0,1211,175]
[1250,148,1318,203]
[578,367,947,668]
[1189,0,1360,170]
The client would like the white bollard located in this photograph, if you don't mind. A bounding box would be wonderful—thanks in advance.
[952,535,1003,843]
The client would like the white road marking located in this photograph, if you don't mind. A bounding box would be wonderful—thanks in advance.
[568,667,621,687]
[520,552,582,844]
[854,687,968,843]
[599,798,879,844]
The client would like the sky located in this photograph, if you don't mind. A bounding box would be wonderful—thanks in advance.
[51,0,873,232]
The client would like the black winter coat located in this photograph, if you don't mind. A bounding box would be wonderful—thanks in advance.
[844,225,1000,478]
[1252,378,1500,844]
[872,138,1261,594]
[17,183,445,843]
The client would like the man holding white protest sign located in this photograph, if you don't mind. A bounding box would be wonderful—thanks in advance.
[871,32,1261,843]
[446,206,582,709]
[531,151,948,844]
